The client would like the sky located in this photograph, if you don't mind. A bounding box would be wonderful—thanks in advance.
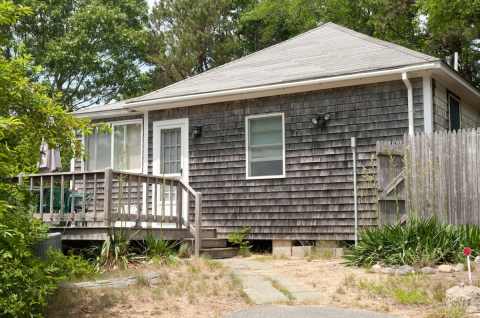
[147,0,156,8]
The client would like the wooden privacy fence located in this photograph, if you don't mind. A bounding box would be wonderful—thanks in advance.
[377,129,480,225]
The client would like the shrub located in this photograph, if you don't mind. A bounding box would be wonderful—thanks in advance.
[45,249,96,281]
[345,217,480,267]
[227,227,251,257]
[0,195,96,317]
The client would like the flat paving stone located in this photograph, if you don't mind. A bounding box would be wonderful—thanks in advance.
[222,259,324,303]
[226,305,398,318]
[234,272,289,304]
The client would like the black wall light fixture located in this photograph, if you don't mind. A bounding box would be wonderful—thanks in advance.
[311,113,331,128]
[192,125,202,138]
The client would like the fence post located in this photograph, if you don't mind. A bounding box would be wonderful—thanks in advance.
[194,192,202,257]
[351,137,358,247]
[103,168,113,227]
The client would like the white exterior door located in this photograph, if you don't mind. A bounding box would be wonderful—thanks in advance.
[152,118,189,223]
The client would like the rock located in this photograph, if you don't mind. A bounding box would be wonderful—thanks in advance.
[475,256,480,264]
[396,265,414,276]
[446,285,480,313]
[420,267,436,274]
[438,264,455,273]
[381,267,395,274]
[371,264,382,273]
[455,263,465,272]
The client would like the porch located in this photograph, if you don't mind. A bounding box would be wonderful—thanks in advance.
[19,169,205,256]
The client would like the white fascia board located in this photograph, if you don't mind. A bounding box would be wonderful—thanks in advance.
[76,62,444,119]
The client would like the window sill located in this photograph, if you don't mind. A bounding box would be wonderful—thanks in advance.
[246,174,286,180]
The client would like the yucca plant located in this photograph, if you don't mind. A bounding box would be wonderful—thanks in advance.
[345,217,480,267]
[96,229,139,271]
[143,234,179,264]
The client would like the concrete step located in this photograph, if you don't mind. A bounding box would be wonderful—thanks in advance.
[200,247,238,259]
[184,238,228,249]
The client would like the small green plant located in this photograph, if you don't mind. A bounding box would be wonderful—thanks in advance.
[228,227,251,257]
[345,217,480,267]
[96,230,136,271]
[143,234,178,265]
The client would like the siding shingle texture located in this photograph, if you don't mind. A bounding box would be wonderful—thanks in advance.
[147,79,423,240]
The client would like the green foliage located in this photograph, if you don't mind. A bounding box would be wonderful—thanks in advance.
[227,227,251,256]
[11,0,151,109]
[238,0,480,88]
[96,230,137,271]
[345,217,480,267]
[148,0,254,88]
[45,249,96,281]
[143,234,178,265]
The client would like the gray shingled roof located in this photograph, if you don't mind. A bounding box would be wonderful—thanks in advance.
[76,22,439,115]
[129,22,438,103]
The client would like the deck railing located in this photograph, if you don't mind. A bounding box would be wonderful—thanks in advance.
[18,168,203,256]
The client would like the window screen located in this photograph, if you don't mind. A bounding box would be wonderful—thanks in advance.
[160,128,181,174]
[247,114,284,177]
[449,95,460,131]
[86,129,111,171]
[85,122,142,172]
[113,123,142,171]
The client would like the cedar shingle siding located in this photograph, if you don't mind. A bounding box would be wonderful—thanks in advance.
[146,79,423,240]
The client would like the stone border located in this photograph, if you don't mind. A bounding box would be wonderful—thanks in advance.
[60,272,162,289]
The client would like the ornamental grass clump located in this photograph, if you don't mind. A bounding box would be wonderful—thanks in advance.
[344,217,480,267]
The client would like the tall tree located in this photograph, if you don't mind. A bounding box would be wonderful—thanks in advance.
[239,0,323,52]
[148,0,254,89]
[11,0,151,110]
[239,0,480,88]
[418,0,480,87]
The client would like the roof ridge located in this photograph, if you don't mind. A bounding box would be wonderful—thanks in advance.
[129,22,334,102]
[327,23,438,62]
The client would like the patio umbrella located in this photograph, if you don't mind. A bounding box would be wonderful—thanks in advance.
[38,141,62,172]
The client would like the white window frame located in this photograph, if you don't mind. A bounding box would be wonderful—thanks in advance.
[245,112,286,180]
[83,118,143,173]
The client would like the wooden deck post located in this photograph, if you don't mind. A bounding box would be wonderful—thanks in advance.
[104,168,113,227]
[194,192,202,257]
[176,183,182,229]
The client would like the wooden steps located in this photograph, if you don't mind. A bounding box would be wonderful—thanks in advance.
[200,247,238,259]
[184,228,238,259]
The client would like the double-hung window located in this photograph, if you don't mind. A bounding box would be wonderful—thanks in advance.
[85,120,142,172]
[246,113,285,179]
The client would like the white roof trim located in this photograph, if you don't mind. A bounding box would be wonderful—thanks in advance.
[76,61,480,119]
[77,62,442,119]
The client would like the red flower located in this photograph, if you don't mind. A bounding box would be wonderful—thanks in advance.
[464,247,473,256]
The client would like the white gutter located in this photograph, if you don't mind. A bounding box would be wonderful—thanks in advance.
[126,62,438,109]
[402,72,415,136]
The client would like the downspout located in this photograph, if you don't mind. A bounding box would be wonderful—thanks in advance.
[402,72,415,136]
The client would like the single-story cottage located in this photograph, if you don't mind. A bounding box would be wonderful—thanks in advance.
[66,22,480,247]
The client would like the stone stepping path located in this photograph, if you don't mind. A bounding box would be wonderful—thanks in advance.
[221,258,323,304]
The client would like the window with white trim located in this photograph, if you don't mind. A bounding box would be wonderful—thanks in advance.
[246,113,285,178]
[86,121,142,172]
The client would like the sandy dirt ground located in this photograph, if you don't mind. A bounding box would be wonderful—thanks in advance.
[232,255,477,318]
[47,258,251,318]
[47,256,476,318]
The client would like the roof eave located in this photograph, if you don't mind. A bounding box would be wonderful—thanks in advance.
[75,61,479,119]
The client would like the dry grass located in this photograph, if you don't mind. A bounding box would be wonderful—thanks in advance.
[47,258,249,318]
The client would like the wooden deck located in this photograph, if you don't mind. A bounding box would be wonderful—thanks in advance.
[19,169,204,256]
